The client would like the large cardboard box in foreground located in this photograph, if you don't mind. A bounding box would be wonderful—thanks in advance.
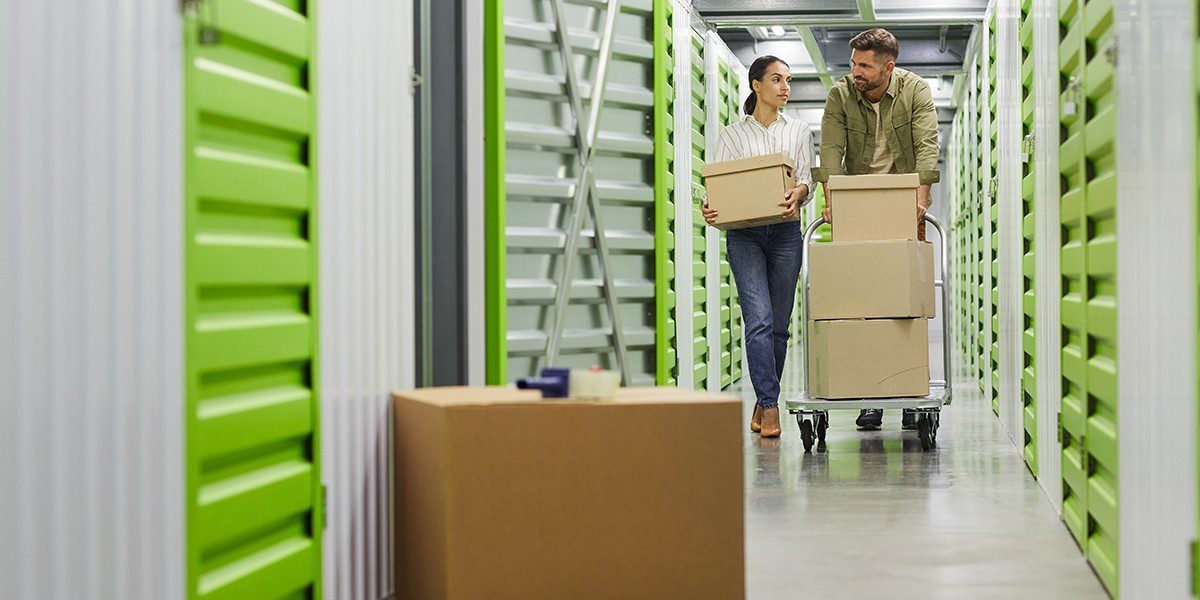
[826,173,920,242]
[807,319,930,399]
[808,240,935,320]
[392,386,744,600]
[700,153,796,230]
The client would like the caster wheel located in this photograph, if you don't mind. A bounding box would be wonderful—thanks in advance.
[917,416,933,451]
[800,419,815,452]
[815,412,828,452]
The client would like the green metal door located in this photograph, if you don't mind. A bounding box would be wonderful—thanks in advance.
[725,66,744,384]
[1059,0,1119,593]
[1082,0,1119,590]
[715,59,740,389]
[688,28,710,390]
[655,0,677,384]
[184,1,322,598]
[1020,0,1038,476]
[976,53,988,400]
[988,14,1001,418]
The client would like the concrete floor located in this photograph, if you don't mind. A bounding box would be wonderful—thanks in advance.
[742,349,1110,599]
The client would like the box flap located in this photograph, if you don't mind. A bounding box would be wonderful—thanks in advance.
[393,386,738,408]
[700,153,794,178]
[826,173,920,191]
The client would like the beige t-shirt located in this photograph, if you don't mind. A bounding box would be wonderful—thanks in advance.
[868,100,897,174]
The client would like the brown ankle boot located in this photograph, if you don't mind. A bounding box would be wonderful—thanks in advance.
[760,408,782,438]
[750,404,763,433]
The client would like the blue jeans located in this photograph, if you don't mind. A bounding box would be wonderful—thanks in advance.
[726,221,804,410]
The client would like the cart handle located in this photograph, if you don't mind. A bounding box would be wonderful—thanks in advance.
[799,214,953,404]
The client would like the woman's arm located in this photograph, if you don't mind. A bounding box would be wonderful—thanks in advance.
[795,125,815,206]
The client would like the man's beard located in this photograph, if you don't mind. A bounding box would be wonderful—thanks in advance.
[854,75,884,93]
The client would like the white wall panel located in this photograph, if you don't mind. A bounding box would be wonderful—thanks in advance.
[317,1,416,598]
[997,0,1024,445]
[0,2,185,599]
[1032,0,1063,513]
[1115,0,1197,595]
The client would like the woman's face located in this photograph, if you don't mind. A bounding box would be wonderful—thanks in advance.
[753,61,792,110]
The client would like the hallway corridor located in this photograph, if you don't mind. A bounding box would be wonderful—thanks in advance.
[742,352,1108,598]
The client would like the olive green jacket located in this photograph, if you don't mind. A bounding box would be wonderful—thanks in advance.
[813,67,941,186]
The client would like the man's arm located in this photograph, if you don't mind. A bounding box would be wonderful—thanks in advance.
[912,81,941,189]
[814,88,847,184]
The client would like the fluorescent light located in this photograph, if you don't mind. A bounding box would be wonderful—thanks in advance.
[770,26,785,37]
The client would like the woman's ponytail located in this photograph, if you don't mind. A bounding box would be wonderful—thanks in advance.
[742,91,757,115]
[743,55,788,115]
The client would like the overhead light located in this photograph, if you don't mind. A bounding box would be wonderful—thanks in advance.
[770,26,785,37]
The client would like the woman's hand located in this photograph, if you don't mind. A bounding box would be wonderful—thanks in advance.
[779,185,806,219]
[702,199,719,225]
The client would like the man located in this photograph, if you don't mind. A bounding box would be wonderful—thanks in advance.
[813,28,940,432]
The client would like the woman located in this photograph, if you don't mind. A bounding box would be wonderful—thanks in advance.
[702,55,814,438]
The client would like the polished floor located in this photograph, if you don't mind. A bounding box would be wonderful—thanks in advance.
[742,348,1109,599]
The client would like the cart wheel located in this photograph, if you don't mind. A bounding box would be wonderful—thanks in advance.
[815,412,828,452]
[931,413,939,447]
[800,419,815,452]
[917,416,933,451]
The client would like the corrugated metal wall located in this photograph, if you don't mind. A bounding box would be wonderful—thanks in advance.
[317,1,416,599]
[0,2,185,599]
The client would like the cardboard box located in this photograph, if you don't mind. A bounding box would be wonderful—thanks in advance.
[700,153,796,230]
[807,319,930,399]
[392,386,744,600]
[808,240,935,320]
[826,173,920,241]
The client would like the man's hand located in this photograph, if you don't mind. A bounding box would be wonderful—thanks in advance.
[917,184,931,224]
[702,199,719,226]
[779,185,808,219]
[821,188,833,223]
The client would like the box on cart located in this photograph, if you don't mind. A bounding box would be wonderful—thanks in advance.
[391,386,744,599]
[807,240,936,320]
[826,173,921,242]
[807,318,930,399]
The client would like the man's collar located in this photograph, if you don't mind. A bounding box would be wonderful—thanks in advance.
[854,68,901,103]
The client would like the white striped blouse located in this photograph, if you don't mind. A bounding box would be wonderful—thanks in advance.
[715,111,816,206]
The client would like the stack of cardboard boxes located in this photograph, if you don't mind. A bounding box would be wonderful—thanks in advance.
[807,174,935,399]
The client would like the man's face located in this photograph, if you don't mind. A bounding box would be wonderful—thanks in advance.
[850,49,894,93]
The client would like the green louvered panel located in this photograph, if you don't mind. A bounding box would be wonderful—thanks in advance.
[975,54,988,396]
[184,1,322,598]
[655,0,677,384]
[725,66,743,383]
[689,29,709,389]
[1020,0,1038,476]
[502,0,659,385]
[1082,0,1118,592]
[1058,0,1091,559]
[716,60,735,388]
[987,22,1000,417]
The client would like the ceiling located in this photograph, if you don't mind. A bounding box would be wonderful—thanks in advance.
[693,0,988,121]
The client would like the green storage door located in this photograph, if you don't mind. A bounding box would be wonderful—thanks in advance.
[491,0,661,385]
[1082,0,1119,590]
[183,1,322,598]
[1020,0,1038,476]
[655,0,677,384]
[976,54,988,399]
[988,14,1000,418]
[689,29,710,390]
[1059,0,1119,593]
[715,59,738,389]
